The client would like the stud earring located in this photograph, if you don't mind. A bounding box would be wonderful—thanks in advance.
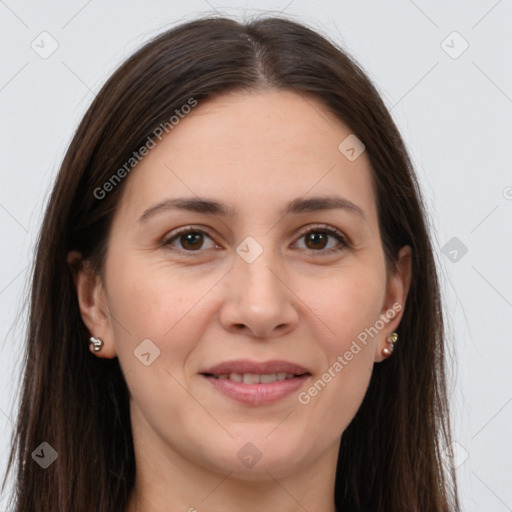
[89,336,104,353]
[382,332,398,357]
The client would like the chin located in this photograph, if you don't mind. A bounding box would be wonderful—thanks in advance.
[195,432,310,480]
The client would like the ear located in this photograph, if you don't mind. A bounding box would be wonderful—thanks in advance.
[374,245,412,362]
[67,250,117,358]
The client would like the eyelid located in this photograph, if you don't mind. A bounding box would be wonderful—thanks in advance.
[162,223,351,254]
[161,225,220,248]
[294,223,351,247]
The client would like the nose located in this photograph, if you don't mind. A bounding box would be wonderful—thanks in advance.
[219,247,299,339]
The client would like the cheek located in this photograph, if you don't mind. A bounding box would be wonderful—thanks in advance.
[301,262,385,421]
[104,254,220,366]
[312,261,386,346]
[106,251,179,326]
[103,257,211,424]
[304,327,376,434]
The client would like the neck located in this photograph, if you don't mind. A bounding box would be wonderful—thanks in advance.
[124,414,340,512]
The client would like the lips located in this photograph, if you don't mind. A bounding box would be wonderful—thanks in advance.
[200,359,310,376]
[200,359,311,405]
[208,372,299,384]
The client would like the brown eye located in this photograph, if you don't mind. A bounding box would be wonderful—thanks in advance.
[164,229,217,252]
[179,232,204,250]
[304,232,329,250]
[295,226,349,254]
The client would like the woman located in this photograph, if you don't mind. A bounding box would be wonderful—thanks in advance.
[2,15,460,511]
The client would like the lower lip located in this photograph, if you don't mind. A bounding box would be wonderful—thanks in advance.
[202,374,310,405]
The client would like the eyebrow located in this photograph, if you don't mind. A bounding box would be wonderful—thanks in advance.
[137,195,366,223]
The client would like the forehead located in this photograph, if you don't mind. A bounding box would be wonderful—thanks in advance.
[115,89,377,223]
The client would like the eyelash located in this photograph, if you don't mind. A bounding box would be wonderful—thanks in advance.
[161,224,351,257]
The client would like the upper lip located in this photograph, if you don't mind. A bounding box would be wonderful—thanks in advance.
[201,359,311,376]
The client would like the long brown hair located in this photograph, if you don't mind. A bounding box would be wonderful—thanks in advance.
[2,15,460,511]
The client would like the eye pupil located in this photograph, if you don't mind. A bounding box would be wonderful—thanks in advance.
[168,227,344,255]
[181,232,203,250]
[306,232,327,250]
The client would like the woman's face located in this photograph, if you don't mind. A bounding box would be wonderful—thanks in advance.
[75,90,410,481]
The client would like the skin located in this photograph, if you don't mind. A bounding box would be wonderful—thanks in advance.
[69,89,411,512]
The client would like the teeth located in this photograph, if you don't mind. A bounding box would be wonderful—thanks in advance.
[211,372,300,383]
[242,373,261,384]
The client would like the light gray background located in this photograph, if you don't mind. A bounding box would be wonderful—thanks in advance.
[1,1,511,510]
